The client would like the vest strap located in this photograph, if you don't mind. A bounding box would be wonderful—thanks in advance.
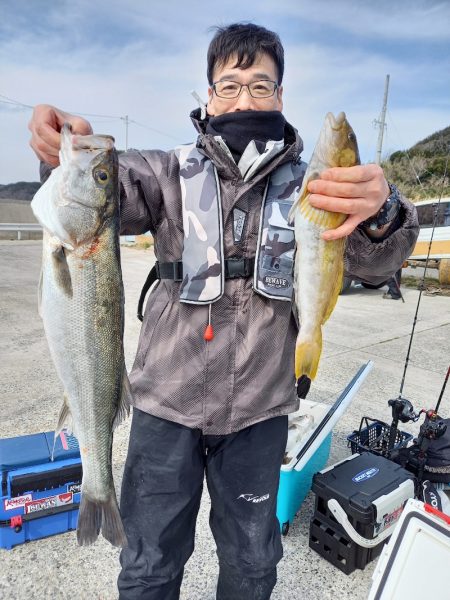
[137,259,256,321]
[137,265,158,322]
[157,258,255,281]
[225,257,255,279]
[156,261,184,281]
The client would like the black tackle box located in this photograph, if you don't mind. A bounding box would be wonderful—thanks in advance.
[309,453,415,574]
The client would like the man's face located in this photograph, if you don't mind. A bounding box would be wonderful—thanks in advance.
[207,52,283,116]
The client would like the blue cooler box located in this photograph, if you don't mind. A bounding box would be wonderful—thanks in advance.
[276,362,373,534]
[0,431,82,550]
[277,401,333,534]
[278,434,332,532]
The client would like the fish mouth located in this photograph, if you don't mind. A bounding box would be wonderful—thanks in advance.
[61,122,115,150]
[60,123,115,170]
[326,112,346,131]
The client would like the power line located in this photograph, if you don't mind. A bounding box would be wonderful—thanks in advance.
[0,94,33,109]
[129,119,180,142]
[0,93,181,143]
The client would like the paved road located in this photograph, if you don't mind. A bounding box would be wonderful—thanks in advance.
[1,240,449,600]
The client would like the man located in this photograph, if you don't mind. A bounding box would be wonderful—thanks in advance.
[29,23,418,600]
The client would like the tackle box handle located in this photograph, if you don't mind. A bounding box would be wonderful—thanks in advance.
[327,499,392,548]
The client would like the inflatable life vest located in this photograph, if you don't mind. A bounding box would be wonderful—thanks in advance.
[174,142,306,304]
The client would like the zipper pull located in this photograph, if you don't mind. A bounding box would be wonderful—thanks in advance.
[204,303,214,341]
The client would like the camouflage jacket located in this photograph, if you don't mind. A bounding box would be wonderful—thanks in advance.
[117,110,419,434]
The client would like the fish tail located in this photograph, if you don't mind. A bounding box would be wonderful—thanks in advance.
[77,493,128,547]
[295,327,322,381]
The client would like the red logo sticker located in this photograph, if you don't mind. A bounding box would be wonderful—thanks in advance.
[4,494,33,511]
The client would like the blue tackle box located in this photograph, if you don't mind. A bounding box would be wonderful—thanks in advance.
[276,362,373,535]
[0,430,82,550]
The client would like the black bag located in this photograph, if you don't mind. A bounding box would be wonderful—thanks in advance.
[426,418,450,470]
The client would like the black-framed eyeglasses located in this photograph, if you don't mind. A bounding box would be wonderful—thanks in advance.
[212,80,278,99]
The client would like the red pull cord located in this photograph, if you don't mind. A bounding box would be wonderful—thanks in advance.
[204,303,214,341]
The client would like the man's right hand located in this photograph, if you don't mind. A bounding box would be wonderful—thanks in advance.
[28,104,93,167]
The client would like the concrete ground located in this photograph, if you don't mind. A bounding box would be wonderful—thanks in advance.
[1,240,449,600]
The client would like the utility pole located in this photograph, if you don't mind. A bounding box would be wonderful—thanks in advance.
[121,115,129,151]
[374,74,390,165]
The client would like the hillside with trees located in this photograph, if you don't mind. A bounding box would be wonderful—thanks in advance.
[0,181,40,201]
[382,125,450,201]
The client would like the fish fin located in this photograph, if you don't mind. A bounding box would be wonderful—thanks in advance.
[51,394,74,460]
[77,493,128,547]
[52,245,73,297]
[288,179,309,224]
[295,327,322,381]
[322,271,344,324]
[101,494,128,547]
[76,496,101,546]
[321,239,345,324]
[112,369,132,430]
[300,201,346,230]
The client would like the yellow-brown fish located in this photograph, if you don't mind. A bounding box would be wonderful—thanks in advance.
[288,112,360,381]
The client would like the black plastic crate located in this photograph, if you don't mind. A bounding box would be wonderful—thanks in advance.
[309,513,384,575]
[347,417,413,457]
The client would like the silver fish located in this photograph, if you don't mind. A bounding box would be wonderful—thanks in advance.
[31,124,132,546]
[288,112,360,381]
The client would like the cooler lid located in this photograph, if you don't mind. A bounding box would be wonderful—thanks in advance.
[0,431,80,471]
[313,453,414,520]
[293,361,373,472]
[369,499,450,599]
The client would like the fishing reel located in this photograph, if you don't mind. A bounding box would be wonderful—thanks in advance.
[388,397,420,425]
[409,410,447,489]
[390,408,447,487]
[385,397,420,453]
[416,409,447,445]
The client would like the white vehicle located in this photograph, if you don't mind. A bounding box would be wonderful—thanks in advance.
[408,197,450,285]
[341,197,450,293]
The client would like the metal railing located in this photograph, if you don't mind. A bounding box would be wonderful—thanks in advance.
[0,223,42,240]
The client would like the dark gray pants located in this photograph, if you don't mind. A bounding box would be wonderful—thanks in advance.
[117,409,288,600]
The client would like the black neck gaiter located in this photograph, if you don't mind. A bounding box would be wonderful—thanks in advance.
[205,110,286,162]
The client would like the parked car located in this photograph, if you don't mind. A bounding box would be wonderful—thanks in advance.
[406,197,450,285]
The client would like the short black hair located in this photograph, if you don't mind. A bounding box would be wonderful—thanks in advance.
[207,23,284,86]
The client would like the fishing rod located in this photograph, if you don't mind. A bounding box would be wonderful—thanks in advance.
[384,150,450,453]
[435,365,450,415]
[397,150,450,399]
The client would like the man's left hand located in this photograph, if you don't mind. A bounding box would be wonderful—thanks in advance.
[307,164,390,241]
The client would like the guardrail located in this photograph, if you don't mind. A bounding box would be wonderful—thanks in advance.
[0,224,151,245]
[0,223,42,240]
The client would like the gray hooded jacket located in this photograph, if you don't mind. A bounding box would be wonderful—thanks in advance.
[106,111,418,434]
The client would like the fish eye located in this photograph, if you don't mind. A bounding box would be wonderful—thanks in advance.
[94,168,109,184]
[348,132,356,141]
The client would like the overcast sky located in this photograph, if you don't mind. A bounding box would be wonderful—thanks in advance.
[1,0,449,184]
